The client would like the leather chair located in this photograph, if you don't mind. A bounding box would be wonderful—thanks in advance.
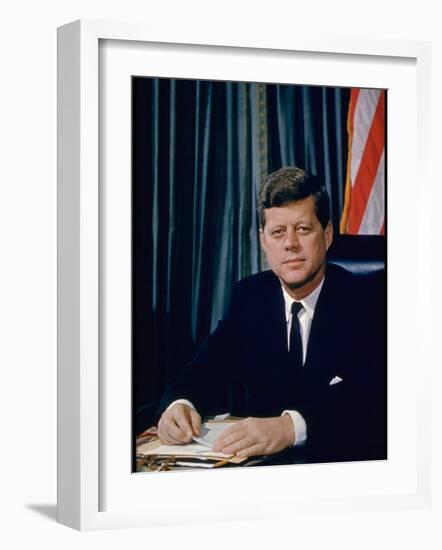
[328,235,385,276]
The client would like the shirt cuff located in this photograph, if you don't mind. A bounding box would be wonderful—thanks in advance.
[281,410,307,447]
[166,399,196,412]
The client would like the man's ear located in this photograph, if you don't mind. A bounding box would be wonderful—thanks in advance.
[259,226,265,249]
[325,222,333,251]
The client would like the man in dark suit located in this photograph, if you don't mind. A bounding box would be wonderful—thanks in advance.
[156,166,386,463]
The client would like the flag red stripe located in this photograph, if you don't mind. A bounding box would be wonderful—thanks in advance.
[346,91,385,234]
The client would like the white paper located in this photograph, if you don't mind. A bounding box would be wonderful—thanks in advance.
[192,422,232,449]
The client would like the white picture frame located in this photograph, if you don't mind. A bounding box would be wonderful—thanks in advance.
[57,19,433,531]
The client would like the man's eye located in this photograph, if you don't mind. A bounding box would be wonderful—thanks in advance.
[297,226,310,234]
[272,229,284,237]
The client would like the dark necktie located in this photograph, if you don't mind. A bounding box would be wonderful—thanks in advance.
[289,301,304,372]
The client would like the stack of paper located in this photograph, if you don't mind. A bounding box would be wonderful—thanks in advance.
[136,420,247,468]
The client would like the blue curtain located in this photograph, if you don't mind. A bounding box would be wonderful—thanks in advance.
[267,84,348,226]
[133,78,350,425]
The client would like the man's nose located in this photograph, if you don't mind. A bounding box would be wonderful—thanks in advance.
[284,228,300,250]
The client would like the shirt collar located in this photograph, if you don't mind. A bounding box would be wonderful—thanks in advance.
[281,277,325,322]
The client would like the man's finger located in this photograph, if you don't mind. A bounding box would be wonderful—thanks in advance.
[164,422,189,443]
[158,417,184,444]
[158,430,178,445]
[236,443,264,458]
[219,437,254,456]
[189,409,201,436]
[158,410,192,444]
[157,424,176,445]
[213,425,245,452]
[172,409,194,441]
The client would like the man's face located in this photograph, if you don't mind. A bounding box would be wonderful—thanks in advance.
[260,196,333,299]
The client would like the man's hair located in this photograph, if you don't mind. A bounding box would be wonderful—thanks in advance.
[257,166,331,229]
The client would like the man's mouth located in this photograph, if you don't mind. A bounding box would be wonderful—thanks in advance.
[283,258,305,265]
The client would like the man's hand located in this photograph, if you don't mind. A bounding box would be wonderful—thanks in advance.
[157,403,201,445]
[212,415,295,458]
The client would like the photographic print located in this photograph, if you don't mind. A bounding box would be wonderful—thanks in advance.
[132,77,386,472]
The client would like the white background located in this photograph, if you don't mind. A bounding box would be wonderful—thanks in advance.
[1,0,441,548]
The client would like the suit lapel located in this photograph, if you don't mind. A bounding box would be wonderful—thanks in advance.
[247,271,287,355]
[303,264,345,381]
[263,274,288,354]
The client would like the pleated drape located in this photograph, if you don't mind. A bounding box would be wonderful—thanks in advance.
[267,84,348,226]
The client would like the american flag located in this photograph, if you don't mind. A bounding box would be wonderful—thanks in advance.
[340,88,386,235]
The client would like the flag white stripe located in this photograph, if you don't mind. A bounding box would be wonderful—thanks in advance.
[350,89,382,187]
[359,151,385,234]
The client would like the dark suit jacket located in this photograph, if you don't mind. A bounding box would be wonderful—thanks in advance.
[159,263,387,463]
